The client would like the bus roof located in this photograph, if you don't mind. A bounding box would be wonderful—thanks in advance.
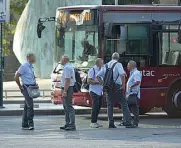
[57,5,181,12]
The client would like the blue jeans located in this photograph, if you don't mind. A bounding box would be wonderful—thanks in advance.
[106,84,132,125]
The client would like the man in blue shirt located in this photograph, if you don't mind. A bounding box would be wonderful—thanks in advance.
[15,53,36,130]
[126,60,142,127]
[119,60,142,127]
[97,53,135,128]
[88,58,103,128]
[59,55,76,131]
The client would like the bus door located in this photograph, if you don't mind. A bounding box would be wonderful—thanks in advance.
[152,23,181,87]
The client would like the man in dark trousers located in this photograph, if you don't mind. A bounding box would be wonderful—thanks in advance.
[97,52,135,128]
[15,53,36,130]
[88,58,103,128]
[59,55,76,131]
[119,60,142,127]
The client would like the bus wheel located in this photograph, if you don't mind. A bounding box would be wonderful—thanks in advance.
[139,107,151,115]
[165,80,181,118]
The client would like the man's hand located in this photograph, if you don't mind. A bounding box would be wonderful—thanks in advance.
[19,85,23,90]
[62,91,67,97]
[122,85,126,93]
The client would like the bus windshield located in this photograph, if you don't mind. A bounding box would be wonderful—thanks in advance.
[55,9,99,69]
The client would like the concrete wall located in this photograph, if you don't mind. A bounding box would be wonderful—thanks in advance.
[13,0,102,78]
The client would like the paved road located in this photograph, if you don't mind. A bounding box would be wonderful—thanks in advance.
[0,115,181,148]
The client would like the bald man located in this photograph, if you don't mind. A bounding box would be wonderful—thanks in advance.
[119,60,142,127]
[60,55,76,131]
[87,58,103,128]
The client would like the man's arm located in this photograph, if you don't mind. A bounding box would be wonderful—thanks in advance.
[14,72,22,90]
[14,65,25,90]
[96,66,105,85]
[121,74,126,92]
[87,68,99,85]
[130,72,142,89]
[96,76,103,85]
[87,78,99,85]
[63,67,71,97]
[64,78,70,94]
[117,63,126,91]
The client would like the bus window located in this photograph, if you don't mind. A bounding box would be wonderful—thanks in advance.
[160,27,181,66]
[104,24,150,66]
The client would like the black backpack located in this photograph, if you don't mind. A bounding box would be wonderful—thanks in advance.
[103,62,118,91]
[82,68,95,90]
[73,68,82,93]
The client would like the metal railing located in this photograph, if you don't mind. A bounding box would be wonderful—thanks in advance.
[3,89,51,99]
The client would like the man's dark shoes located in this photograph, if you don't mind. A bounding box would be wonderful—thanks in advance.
[64,126,76,131]
[29,126,34,130]
[22,126,29,130]
[109,124,117,128]
[60,124,69,130]
[125,123,137,128]
[133,123,138,128]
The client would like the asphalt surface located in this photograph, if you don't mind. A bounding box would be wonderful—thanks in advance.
[0,115,181,148]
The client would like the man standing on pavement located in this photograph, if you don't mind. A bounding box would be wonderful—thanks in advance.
[60,55,76,131]
[15,53,36,130]
[97,52,135,128]
[126,60,142,127]
[88,58,103,128]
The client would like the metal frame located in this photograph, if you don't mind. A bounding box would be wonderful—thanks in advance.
[0,23,3,107]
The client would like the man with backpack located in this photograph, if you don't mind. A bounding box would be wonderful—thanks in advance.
[87,58,103,128]
[97,52,135,128]
[59,55,76,131]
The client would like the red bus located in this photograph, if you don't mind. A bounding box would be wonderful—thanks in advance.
[38,5,181,117]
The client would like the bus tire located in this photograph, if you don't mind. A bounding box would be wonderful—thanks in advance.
[165,79,181,118]
[139,107,151,115]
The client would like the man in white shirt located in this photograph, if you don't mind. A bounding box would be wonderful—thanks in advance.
[88,58,103,128]
[97,53,135,128]
[59,55,76,131]
[119,60,142,127]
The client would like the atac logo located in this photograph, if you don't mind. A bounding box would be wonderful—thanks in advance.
[140,70,155,77]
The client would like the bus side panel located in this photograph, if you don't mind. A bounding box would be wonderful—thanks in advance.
[139,88,160,108]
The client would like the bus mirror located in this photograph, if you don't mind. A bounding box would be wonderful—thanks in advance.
[178,30,181,44]
[104,23,113,38]
[37,22,45,38]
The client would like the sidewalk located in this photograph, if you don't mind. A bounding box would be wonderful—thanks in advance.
[0,104,93,116]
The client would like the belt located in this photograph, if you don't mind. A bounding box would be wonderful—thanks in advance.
[23,84,36,87]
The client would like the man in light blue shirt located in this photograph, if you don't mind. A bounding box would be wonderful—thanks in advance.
[126,60,142,127]
[87,58,103,128]
[60,55,76,131]
[119,60,142,127]
[15,53,36,130]
[97,52,135,128]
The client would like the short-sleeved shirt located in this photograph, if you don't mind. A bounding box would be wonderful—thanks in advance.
[60,63,76,88]
[17,62,36,85]
[88,65,103,96]
[126,68,142,99]
[97,60,126,85]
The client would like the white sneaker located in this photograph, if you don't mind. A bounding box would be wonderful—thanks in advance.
[96,123,103,127]
[90,123,99,128]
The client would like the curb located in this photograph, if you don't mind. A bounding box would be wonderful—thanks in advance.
[0,107,163,116]
[3,99,51,104]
